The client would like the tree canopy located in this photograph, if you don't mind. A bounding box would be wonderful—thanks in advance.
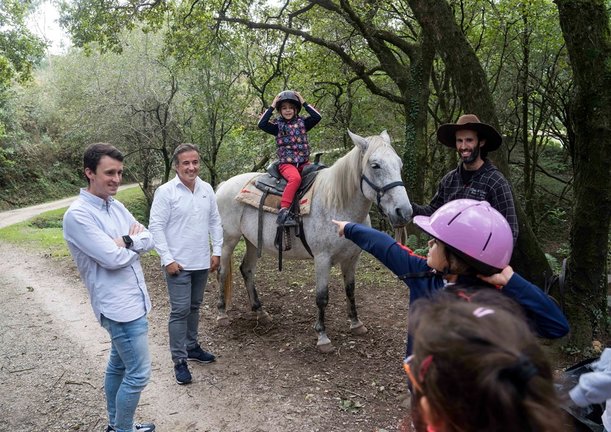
[0,0,607,351]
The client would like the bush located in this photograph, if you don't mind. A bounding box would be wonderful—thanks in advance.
[117,187,150,225]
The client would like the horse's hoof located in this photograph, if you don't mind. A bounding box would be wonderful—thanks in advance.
[257,310,273,324]
[217,315,230,326]
[317,334,334,353]
[350,322,368,335]
[317,341,335,353]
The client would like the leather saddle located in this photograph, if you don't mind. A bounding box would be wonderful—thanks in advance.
[254,153,326,201]
[253,153,326,270]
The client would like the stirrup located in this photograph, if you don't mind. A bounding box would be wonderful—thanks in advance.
[277,208,298,227]
[281,215,298,227]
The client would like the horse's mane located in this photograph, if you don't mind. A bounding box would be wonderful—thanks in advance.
[316,135,387,210]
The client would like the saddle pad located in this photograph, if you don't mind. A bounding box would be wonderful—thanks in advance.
[235,174,315,215]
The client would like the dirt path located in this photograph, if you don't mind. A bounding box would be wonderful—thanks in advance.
[0,244,320,431]
[0,195,411,431]
[0,191,304,431]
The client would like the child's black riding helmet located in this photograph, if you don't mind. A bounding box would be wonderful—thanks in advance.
[276,90,301,113]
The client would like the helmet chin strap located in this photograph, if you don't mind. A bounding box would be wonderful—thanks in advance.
[440,249,460,281]
[433,260,453,279]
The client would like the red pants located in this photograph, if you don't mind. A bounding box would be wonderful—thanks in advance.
[279,163,308,209]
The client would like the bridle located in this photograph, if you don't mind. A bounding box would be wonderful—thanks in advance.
[360,174,405,215]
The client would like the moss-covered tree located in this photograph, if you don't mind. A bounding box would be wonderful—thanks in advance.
[554,0,611,349]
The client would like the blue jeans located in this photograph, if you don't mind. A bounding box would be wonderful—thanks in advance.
[165,269,209,364]
[101,314,151,432]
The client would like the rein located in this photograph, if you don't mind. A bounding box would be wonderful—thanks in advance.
[360,174,405,215]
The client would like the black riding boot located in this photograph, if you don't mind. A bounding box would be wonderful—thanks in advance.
[277,208,298,227]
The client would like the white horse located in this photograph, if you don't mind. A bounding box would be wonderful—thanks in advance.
[215,130,412,352]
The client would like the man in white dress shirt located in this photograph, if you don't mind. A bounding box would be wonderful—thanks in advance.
[63,143,156,432]
[149,143,223,385]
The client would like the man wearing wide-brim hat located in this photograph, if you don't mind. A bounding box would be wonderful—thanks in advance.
[412,114,518,242]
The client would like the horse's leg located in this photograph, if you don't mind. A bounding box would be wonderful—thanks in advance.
[341,256,368,335]
[216,235,240,326]
[240,239,272,324]
[314,256,334,353]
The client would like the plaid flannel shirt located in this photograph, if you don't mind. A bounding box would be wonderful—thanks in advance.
[413,159,519,243]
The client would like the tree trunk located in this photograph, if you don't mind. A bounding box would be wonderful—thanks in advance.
[554,0,611,349]
[408,0,552,286]
[402,32,435,204]
[520,9,536,226]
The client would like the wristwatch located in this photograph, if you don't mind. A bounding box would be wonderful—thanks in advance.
[122,235,133,248]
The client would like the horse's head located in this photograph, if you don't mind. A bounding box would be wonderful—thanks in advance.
[348,130,413,227]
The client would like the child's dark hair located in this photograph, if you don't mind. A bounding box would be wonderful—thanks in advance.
[408,297,567,432]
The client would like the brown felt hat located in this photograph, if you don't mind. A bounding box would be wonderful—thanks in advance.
[437,114,502,151]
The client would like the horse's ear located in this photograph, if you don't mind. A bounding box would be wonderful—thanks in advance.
[347,129,369,152]
[380,130,391,143]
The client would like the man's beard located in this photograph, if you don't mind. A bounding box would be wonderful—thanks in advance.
[461,143,481,164]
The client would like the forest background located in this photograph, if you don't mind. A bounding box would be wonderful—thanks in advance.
[0,0,609,356]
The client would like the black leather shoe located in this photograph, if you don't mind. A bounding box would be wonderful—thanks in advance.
[106,423,156,431]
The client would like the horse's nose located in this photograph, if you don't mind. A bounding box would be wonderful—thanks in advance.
[394,205,413,225]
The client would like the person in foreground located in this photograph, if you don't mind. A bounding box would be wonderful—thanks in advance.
[63,143,156,432]
[332,198,569,356]
[149,143,223,385]
[403,298,568,432]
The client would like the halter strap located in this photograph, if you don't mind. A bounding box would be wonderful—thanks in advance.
[360,174,405,214]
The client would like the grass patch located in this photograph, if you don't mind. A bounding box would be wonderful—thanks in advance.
[0,223,69,257]
[0,187,149,257]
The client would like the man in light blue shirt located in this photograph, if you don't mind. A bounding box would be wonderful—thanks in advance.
[63,143,156,432]
[149,143,223,385]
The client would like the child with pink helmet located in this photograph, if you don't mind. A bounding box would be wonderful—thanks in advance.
[332,198,569,357]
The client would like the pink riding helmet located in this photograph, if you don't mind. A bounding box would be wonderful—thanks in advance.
[413,199,513,274]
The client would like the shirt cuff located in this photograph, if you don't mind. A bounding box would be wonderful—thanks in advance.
[161,255,175,267]
[570,385,591,407]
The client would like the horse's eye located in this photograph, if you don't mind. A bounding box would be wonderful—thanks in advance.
[371,163,381,169]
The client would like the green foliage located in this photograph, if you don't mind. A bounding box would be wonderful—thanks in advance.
[0,206,69,257]
[0,0,46,85]
[30,212,65,229]
[0,106,84,209]
[0,0,601,355]
[560,344,582,356]
[120,187,151,226]
[545,253,561,274]
[0,1,45,159]
[58,0,168,53]
[0,224,68,257]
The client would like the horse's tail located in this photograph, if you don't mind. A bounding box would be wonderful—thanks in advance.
[224,257,233,308]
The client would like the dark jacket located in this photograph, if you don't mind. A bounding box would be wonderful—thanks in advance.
[412,160,519,242]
